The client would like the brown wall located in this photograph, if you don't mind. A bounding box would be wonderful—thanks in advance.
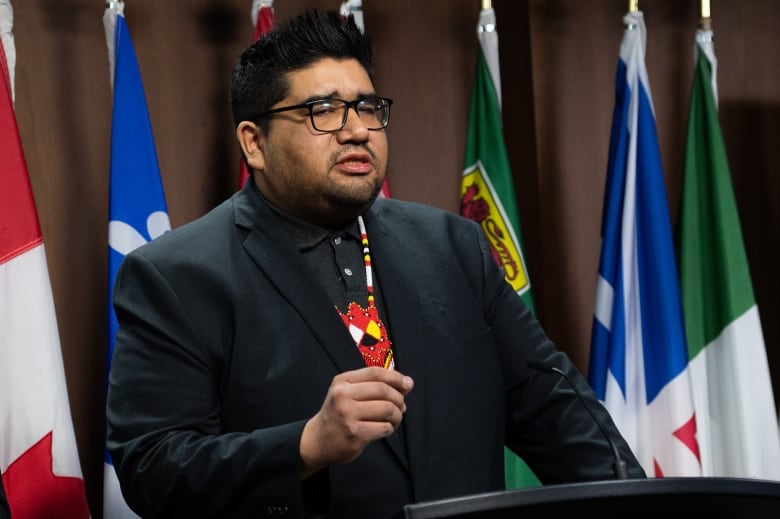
[10,0,780,515]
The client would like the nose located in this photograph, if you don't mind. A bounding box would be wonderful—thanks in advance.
[338,105,370,140]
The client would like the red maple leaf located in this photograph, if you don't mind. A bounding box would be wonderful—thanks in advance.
[2,431,90,518]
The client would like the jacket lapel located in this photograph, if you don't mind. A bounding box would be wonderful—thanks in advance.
[233,186,418,474]
[232,184,365,374]
[364,206,427,484]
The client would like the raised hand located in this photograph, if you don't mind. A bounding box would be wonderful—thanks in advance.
[299,366,414,477]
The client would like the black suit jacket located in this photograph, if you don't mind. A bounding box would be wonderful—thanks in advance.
[107,180,644,518]
[0,475,9,519]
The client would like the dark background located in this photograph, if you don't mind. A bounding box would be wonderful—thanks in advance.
[9,0,779,515]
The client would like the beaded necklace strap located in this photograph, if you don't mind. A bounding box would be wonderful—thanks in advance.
[357,216,374,303]
[337,216,394,369]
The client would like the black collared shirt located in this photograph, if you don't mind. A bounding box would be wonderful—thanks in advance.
[280,213,367,312]
[259,193,382,316]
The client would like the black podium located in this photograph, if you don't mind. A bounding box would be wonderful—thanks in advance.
[403,478,780,518]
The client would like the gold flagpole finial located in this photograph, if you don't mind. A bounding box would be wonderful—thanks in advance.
[629,0,639,12]
[481,0,492,10]
[700,0,711,18]
[699,0,712,30]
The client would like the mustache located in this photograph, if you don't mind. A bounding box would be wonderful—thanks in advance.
[330,145,378,166]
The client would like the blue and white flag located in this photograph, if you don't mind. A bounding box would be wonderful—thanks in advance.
[588,10,701,478]
[103,3,170,517]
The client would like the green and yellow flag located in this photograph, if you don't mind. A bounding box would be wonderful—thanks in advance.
[460,6,539,488]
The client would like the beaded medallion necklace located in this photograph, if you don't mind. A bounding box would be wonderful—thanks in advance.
[337,215,395,369]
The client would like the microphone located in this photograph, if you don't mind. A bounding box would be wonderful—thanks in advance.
[527,358,629,480]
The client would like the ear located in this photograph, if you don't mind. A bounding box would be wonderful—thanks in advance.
[236,121,266,172]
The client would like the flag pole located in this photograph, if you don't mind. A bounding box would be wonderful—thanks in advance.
[699,0,712,30]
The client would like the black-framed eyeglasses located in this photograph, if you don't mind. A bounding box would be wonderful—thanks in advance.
[256,97,393,132]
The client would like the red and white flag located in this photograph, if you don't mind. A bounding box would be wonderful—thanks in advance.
[251,0,274,40]
[0,1,91,516]
[339,0,364,34]
[339,0,390,198]
[238,0,275,189]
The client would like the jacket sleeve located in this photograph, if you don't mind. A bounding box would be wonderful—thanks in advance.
[473,222,647,482]
[107,249,311,518]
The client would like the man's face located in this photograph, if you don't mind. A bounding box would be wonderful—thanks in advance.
[246,57,388,227]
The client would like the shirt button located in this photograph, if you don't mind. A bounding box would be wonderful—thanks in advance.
[334,236,342,245]
[344,267,353,276]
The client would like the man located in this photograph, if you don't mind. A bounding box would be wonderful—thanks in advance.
[0,476,8,519]
[106,9,645,519]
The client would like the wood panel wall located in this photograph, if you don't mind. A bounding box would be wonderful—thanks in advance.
[9,0,779,515]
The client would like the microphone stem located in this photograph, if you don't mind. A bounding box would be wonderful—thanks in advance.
[549,366,629,480]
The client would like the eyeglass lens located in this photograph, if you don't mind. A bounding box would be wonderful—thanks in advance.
[310,99,390,131]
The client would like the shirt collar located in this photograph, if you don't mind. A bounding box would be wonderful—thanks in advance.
[257,188,361,251]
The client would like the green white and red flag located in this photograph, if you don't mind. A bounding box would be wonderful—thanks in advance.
[677,24,780,480]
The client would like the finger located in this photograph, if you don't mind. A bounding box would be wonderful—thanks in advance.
[333,379,408,411]
[349,418,398,441]
[350,399,406,426]
[338,366,414,394]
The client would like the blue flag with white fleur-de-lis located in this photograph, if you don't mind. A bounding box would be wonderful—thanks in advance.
[104,5,170,517]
